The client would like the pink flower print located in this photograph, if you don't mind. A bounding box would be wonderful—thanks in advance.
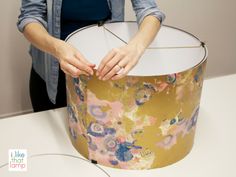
[104,136,118,152]
[157,82,169,92]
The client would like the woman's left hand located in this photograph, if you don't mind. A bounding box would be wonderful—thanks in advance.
[96,15,161,81]
[96,43,145,81]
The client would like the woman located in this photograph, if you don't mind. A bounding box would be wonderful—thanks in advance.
[17,0,165,112]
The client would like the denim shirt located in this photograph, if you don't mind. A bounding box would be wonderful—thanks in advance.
[17,0,165,104]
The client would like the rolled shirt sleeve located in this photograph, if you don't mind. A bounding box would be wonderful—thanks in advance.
[17,0,47,33]
[131,0,166,25]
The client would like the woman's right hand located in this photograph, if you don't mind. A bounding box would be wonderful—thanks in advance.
[54,40,95,77]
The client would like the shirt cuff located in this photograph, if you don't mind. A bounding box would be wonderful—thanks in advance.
[17,17,47,33]
[137,8,166,26]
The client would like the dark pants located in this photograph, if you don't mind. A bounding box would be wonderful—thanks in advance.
[29,67,67,112]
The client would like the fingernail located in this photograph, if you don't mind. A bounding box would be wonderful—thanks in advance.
[96,71,99,76]
[102,77,106,81]
[98,76,102,80]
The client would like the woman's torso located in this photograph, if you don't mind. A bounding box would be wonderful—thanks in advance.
[24,0,164,104]
[60,0,111,40]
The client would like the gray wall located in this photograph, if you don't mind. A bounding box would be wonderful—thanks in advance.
[0,1,32,118]
[0,0,236,118]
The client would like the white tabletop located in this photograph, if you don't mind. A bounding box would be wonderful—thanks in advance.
[0,74,236,177]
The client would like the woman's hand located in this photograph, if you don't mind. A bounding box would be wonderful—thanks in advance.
[55,40,95,77]
[23,23,95,78]
[96,42,145,81]
[96,16,161,81]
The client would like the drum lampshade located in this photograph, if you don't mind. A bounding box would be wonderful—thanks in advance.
[65,22,207,169]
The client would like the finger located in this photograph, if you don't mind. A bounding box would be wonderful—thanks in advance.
[61,61,89,77]
[62,67,78,78]
[62,69,78,80]
[101,56,129,80]
[67,64,89,77]
[96,49,116,75]
[61,63,79,78]
[69,57,94,75]
[61,68,70,76]
[115,57,129,69]
[75,52,95,67]
[102,64,123,81]
[99,53,124,79]
[111,63,134,80]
